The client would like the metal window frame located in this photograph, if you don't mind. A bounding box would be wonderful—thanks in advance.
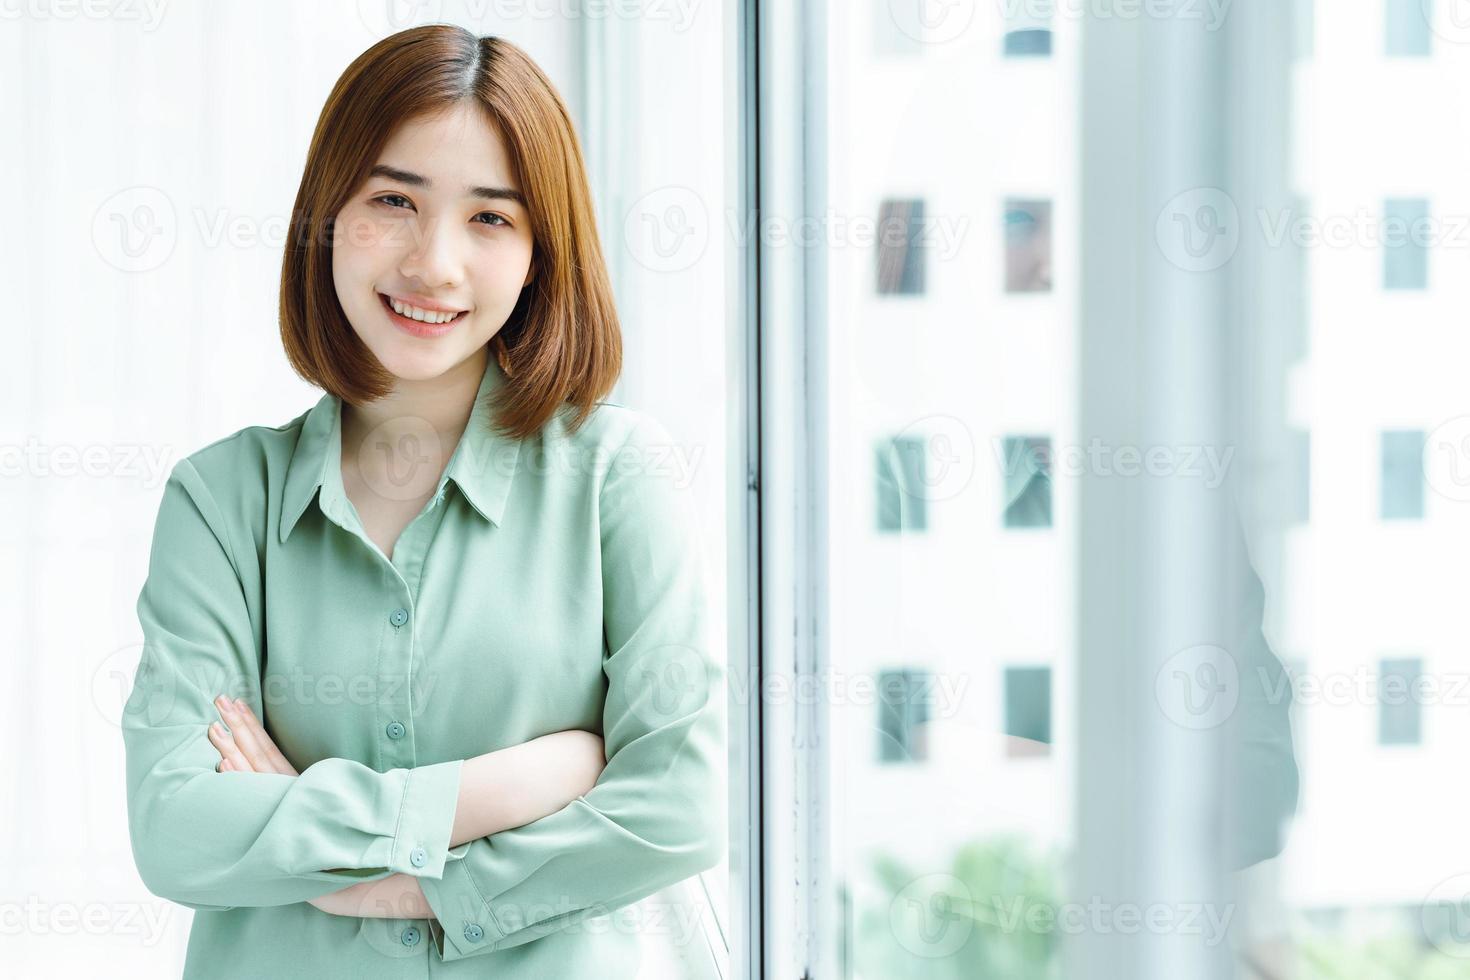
[745,0,829,976]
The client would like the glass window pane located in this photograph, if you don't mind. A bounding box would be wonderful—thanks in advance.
[1383,197,1429,290]
[876,435,928,532]
[1003,665,1052,757]
[827,9,1075,977]
[1378,657,1423,745]
[1381,429,1425,520]
[876,198,927,295]
[1005,198,1053,293]
[1002,435,1054,528]
[876,668,933,763]
[1386,0,1431,56]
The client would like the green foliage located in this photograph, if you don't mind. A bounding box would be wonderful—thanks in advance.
[1294,930,1470,980]
[851,835,1064,980]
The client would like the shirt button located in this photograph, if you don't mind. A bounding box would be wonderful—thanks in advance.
[410,846,427,867]
[464,922,484,943]
[386,721,405,740]
[389,607,409,627]
[401,925,421,947]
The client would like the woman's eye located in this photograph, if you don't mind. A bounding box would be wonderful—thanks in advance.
[374,193,412,210]
[474,212,508,227]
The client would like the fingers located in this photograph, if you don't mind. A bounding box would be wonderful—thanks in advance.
[235,699,299,775]
[212,696,298,776]
[209,718,251,772]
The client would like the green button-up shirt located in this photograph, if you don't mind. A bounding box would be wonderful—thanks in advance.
[121,353,726,977]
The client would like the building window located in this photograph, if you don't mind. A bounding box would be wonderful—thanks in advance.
[1386,0,1431,57]
[1383,197,1430,290]
[1004,666,1052,757]
[1381,429,1425,520]
[1003,1,1051,56]
[1004,198,1052,293]
[876,198,926,295]
[877,668,931,763]
[1004,27,1052,57]
[876,435,928,533]
[1001,435,1053,529]
[1379,657,1423,745]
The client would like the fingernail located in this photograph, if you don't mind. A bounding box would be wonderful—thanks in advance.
[234,698,247,712]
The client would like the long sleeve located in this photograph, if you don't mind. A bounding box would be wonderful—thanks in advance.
[1220,512,1300,870]
[419,413,727,962]
[121,458,464,911]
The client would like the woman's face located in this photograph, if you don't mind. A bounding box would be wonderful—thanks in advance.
[331,103,535,381]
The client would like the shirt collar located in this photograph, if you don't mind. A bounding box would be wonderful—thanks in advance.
[279,352,521,544]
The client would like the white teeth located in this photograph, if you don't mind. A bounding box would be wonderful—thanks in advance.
[387,296,463,324]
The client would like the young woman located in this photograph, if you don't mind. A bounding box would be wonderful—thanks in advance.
[121,25,725,978]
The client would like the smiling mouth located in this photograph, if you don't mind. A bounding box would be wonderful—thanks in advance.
[377,292,470,326]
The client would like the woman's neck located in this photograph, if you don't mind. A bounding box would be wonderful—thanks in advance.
[339,345,488,493]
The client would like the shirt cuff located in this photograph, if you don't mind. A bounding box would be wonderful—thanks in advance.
[386,759,464,880]
[419,843,504,960]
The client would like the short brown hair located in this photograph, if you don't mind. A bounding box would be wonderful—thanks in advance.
[279,26,621,440]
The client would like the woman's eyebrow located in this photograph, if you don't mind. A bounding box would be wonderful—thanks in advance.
[368,164,526,207]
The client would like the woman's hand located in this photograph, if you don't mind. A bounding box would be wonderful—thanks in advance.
[208,695,299,776]
[309,875,432,919]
